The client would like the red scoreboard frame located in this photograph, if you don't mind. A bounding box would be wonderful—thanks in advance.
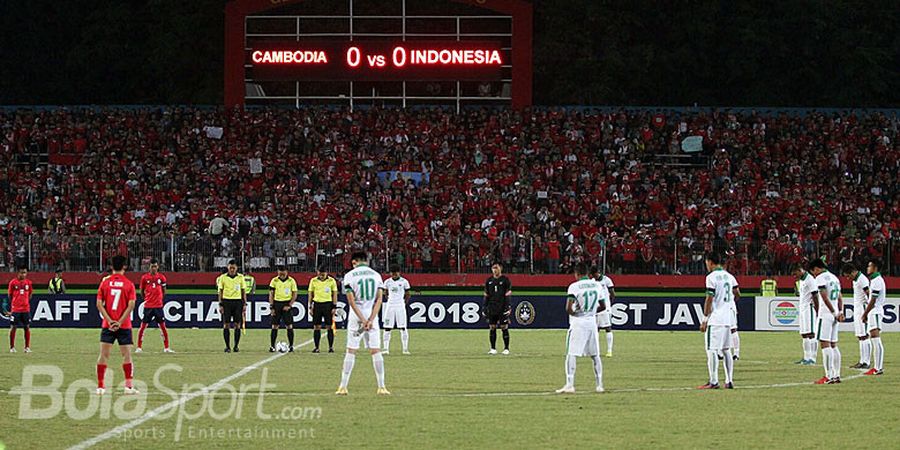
[225,0,533,108]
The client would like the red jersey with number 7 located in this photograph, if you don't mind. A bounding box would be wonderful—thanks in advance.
[97,274,136,329]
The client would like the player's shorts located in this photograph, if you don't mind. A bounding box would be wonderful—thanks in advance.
[271,301,294,327]
[705,325,732,351]
[566,319,600,357]
[382,303,408,329]
[798,304,814,335]
[816,316,839,343]
[485,306,510,326]
[311,302,334,327]
[595,310,611,329]
[730,309,738,330]
[11,312,30,328]
[100,328,134,346]
[867,311,884,333]
[346,315,380,350]
[141,307,165,325]
[853,308,869,337]
[220,300,244,324]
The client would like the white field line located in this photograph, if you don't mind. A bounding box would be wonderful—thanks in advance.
[65,339,313,450]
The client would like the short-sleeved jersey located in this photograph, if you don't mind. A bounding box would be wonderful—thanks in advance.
[8,279,33,313]
[97,274,137,329]
[705,268,738,326]
[383,276,411,305]
[140,273,167,308]
[797,272,818,307]
[309,276,338,303]
[815,271,842,319]
[269,276,298,302]
[567,278,604,323]
[485,275,512,310]
[216,273,245,300]
[850,272,869,307]
[868,273,886,314]
[342,264,385,315]
[597,275,614,308]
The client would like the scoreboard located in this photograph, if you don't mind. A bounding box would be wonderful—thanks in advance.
[247,40,504,81]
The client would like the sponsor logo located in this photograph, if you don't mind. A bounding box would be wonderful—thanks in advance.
[515,301,535,326]
[772,301,798,325]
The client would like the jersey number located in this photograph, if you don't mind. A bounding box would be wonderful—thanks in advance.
[583,290,599,312]
[829,282,839,301]
[357,279,376,301]
[110,289,122,310]
[723,282,733,302]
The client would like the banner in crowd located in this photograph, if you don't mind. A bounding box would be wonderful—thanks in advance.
[377,171,430,187]
[754,296,900,332]
[1,295,756,331]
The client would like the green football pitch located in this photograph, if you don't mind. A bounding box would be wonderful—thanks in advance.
[0,329,896,449]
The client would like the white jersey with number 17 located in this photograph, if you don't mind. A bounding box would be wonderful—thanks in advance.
[567,278,604,324]
[705,268,738,326]
[342,264,385,317]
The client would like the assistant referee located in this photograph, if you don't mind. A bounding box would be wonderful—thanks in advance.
[308,266,338,353]
[217,259,246,353]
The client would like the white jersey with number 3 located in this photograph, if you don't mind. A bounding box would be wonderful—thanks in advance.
[705,268,738,326]
[342,264,385,318]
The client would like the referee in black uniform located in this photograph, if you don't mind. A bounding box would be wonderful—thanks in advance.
[484,262,512,354]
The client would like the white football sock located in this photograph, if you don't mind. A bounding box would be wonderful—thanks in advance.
[400,329,409,352]
[802,339,809,360]
[565,355,576,387]
[382,330,392,351]
[606,332,614,354]
[806,339,818,363]
[340,353,356,388]
[706,350,719,385]
[865,339,873,365]
[872,337,884,371]
[832,347,841,379]
[732,332,740,357]
[822,347,832,379]
[591,355,603,389]
[372,352,386,388]
[723,349,734,384]
[859,340,868,365]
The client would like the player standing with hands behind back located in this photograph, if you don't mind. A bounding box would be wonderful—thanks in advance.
[556,263,605,394]
[6,266,33,353]
[698,253,739,389]
[95,255,138,395]
[217,260,246,353]
[810,258,844,384]
[485,262,512,355]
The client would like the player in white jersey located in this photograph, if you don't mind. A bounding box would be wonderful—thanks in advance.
[556,263,605,394]
[842,264,871,369]
[860,259,886,375]
[590,267,615,357]
[793,263,819,365]
[809,258,845,384]
[698,253,739,389]
[336,252,389,396]
[381,266,411,355]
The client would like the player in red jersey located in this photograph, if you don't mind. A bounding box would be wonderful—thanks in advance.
[95,255,138,395]
[136,259,172,353]
[5,265,33,353]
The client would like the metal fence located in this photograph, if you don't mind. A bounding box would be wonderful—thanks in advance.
[1,233,895,276]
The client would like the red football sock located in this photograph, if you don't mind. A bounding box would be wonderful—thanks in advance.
[97,364,107,388]
[123,363,134,388]
[24,328,31,348]
[159,323,170,349]
[9,328,15,349]
[137,323,147,347]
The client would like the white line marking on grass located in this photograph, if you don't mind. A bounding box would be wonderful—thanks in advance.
[66,339,313,450]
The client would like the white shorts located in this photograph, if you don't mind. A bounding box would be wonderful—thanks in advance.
[853,310,869,337]
[705,325,732,351]
[346,315,381,350]
[730,309,738,330]
[798,305,815,335]
[382,303,408,329]
[867,312,884,333]
[566,321,600,357]
[595,310,611,329]
[816,316,839,343]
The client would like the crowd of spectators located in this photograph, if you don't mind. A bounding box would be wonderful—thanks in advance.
[1,106,898,275]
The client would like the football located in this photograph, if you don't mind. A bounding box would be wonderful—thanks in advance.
[275,341,289,353]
